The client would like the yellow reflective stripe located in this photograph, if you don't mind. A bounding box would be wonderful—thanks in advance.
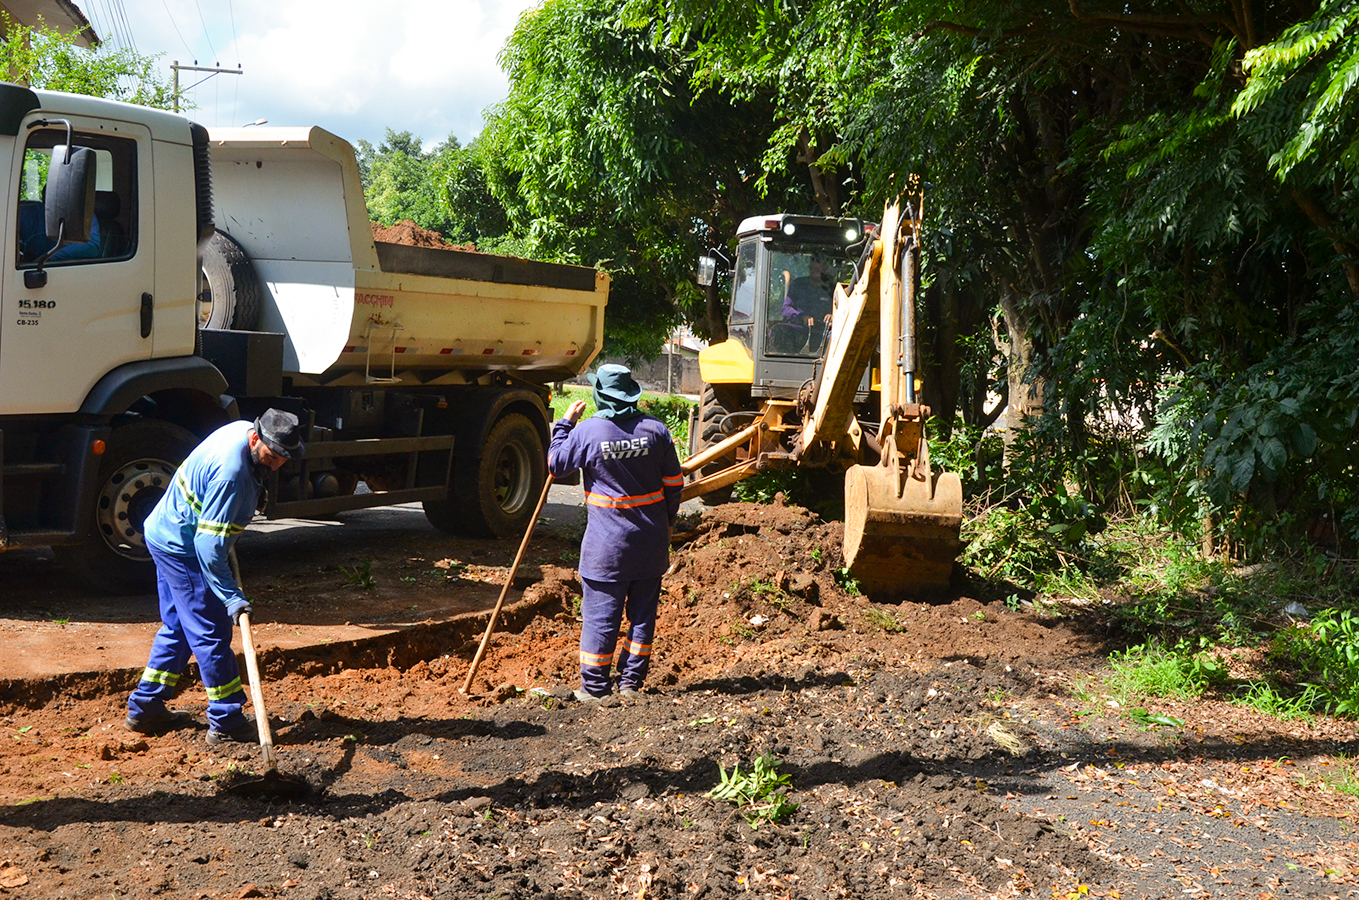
[624,640,651,656]
[204,677,242,701]
[579,650,613,666]
[141,667,180,687]
[176,470,202,514]
[196,519,245,537]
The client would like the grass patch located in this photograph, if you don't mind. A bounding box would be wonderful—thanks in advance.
[1105,640,1228,702]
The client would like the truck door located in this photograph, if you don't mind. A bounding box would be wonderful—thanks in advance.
[0,119,154,415]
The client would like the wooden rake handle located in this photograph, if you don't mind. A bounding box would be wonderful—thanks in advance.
[461,473,556,694]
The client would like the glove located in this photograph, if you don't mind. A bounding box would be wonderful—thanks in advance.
[226,599,253,624]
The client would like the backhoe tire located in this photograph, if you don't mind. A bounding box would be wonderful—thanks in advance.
[424,413,546,539]
[199,231,263,331]
[57,419,199,595]
[694,383,738,506]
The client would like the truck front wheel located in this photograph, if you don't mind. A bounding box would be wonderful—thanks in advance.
[424,413,546,539]
[58,419,199,594]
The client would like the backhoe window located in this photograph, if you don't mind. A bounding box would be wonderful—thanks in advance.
[764,246,853,357]
[728,242,757,326]
[16,129,137,267]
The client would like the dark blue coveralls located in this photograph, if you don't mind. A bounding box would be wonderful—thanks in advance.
[127,421,258,733]
[549,414,683,697]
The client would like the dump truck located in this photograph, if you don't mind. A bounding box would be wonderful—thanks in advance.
[0,83,607,593]
[685,194,962,594]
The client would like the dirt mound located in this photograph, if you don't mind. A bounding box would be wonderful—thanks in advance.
[371,219,475,251]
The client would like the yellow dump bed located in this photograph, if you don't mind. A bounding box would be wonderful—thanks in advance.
[207,126,607,385]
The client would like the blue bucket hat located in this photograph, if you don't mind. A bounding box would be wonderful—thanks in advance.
[587,364,643,419]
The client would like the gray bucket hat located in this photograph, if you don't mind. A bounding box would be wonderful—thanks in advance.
[254,408,305,459]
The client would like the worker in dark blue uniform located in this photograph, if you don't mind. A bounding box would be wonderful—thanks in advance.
[549,365,683,701]
[124,410,304,743]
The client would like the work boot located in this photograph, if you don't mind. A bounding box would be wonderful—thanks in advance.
[572,689,606,703]
[206,716,259,746]
[123,709,194,735]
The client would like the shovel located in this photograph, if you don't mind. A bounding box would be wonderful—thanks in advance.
[225,547,310,800]
[460,473,555,695]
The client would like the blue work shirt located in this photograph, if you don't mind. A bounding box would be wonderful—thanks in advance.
[549,414,683,581]
[143,420,261,609]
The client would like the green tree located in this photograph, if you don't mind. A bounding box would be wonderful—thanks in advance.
[0,13,174,108]
[481,0,810,359]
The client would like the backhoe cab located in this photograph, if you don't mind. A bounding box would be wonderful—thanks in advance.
[686,199,963,595]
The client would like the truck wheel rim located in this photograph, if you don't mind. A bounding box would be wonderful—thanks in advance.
[493,441,532,515]
[95,458,177,559]
[197,268,215,328]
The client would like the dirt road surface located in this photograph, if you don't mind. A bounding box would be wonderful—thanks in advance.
[1,496,1356,899]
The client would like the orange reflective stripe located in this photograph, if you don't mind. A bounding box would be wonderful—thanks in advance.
[662,475,684,485]
[624,640,651,656]
[579,650,613,666]
[586,490,665,509]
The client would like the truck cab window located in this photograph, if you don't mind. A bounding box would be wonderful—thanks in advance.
[16,130,137,267]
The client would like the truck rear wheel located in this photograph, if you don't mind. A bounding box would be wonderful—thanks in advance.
[424,413,546,539]
[199,231,262,331]
[58,419,199,595]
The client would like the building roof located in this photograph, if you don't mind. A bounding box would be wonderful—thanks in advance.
[0,0,98,48]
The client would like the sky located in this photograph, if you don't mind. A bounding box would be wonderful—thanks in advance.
[71,0,541,149]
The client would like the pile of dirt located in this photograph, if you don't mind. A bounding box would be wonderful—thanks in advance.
[1,501,1356,899]
[371,219,475,251]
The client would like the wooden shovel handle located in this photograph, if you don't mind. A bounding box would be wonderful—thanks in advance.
[228,546,277,771]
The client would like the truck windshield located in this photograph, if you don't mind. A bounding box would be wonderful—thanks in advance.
[764,245,854,357]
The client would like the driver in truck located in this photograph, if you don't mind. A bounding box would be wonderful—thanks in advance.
[124,410,304,744]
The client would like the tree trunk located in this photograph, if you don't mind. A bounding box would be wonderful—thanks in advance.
[998,285,1046,455]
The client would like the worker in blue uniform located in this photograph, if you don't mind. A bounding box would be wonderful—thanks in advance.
[124,410,304,743]
[549,365,683,701]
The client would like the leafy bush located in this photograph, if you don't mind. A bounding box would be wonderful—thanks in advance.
[706,753,798,828]
[1271,609,1359,717]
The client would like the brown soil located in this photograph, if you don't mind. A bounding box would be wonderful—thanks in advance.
[1,501,1357,899]
[371,220,475,251]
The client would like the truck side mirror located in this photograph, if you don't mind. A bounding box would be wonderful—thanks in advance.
[696,255,717,287]
[45,144,96,244]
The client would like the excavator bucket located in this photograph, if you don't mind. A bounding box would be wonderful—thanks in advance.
[843,463,963,595]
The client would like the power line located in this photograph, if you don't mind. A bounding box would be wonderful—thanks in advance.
[191,0,217,61]
[160,0,195,57]
[111,0,138,52]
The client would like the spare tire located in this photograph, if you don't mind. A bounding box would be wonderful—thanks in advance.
[199,231,263,331]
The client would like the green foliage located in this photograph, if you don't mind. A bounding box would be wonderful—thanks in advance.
[550,384,694,452]
[1272,610,1359,717]
[0,14,175,108]
[638,393,694,453]
[1106,640,1228,702]
[705,753,798,828]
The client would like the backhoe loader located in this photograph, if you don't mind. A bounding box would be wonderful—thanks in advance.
[683,193,962,594]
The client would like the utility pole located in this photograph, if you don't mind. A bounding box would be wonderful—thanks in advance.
[170,61,244,113]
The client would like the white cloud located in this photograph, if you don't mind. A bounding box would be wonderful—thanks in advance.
[75,0,537,146]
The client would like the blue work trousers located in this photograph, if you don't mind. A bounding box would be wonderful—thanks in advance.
[579,576,661,697]
[127,545,248,732]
